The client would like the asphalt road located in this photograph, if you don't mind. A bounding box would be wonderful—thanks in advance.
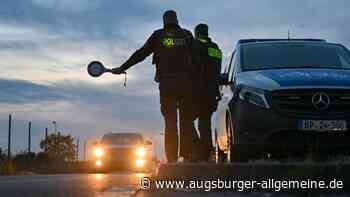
[0,172,347,197]
[0,173,146,197]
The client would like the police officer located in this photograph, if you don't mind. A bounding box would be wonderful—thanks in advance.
[112,10,197,162]
[193,24,222,161]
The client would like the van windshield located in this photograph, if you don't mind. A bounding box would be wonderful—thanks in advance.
[241,43,350,71]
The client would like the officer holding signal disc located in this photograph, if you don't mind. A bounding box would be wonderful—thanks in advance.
[112,10,197,162]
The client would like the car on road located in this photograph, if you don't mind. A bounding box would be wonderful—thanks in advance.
[92,133,155,171]
[214,39,350,162]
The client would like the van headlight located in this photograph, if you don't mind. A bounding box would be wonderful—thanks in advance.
[135,147,146,157]
[239,87,270,109]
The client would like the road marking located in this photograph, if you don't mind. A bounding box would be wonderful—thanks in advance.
[98,187,136,197]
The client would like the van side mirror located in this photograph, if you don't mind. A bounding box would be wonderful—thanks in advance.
[145,140,152,145]
[219,73,233,86]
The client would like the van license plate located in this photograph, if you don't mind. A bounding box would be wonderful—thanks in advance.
[299,120,347,131]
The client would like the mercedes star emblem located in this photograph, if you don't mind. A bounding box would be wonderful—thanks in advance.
[312,92,330,111]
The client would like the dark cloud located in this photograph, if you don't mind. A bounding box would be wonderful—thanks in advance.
[0,0,159,41]
[0,78,159,121]
[0,79,67,104]
[52,79,160,122]
[0,40,38,51]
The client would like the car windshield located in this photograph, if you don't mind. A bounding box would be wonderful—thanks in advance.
[241,43,350,71]
[101,133,143,145]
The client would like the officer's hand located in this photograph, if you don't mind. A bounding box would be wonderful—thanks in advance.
[111,67,125,75]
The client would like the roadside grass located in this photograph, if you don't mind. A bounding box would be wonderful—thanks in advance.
[246,148,350,178]
[0,160,16,175]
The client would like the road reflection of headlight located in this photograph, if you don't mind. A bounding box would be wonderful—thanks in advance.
[95,160,102,167]
[95,174,104,181]
[135,159,144,168]
[136,147,146,157]
[94,148,104,157]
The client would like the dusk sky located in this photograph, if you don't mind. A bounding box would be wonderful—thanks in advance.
[1,0,350,158]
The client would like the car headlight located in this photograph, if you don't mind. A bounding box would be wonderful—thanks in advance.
[135,147,146,157]
[135,159,145,168]
[94,148,104,158]
[239,87,270,108]
[95,160,102,167]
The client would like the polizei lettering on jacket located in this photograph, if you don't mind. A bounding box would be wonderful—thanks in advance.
[162,37,187,48]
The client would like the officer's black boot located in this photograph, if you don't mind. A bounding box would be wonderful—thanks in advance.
[165,129,178,163]
[198,112,213,162]
[191,125,202,162]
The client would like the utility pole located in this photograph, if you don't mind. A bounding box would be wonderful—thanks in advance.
[45,128,48,152]
[288,29,290,40]
[28,121,31,154]
[83,140,86,161]
[76,138,79,161]
[52,121,58,156]
[8,114,12,160]
[52,121,57,134]
[57,131,61,157]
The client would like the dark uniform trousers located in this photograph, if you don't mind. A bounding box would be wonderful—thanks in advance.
[159,80,195,162]
[194,85,218,160]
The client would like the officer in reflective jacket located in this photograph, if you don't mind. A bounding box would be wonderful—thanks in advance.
[193,24,222,161]
[112,10,197,162]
